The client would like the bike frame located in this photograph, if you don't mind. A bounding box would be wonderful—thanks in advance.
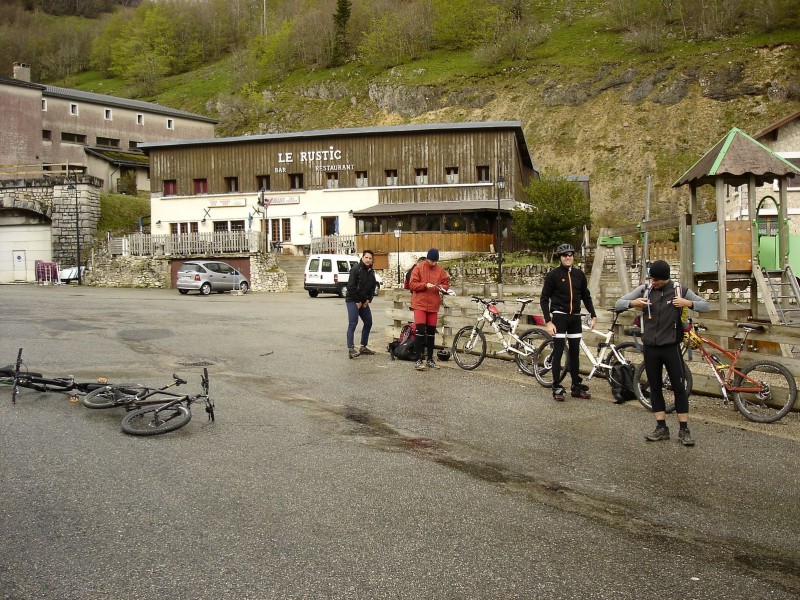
[684,323,763,400]
[472,297,538,357]
[575,312,631,380]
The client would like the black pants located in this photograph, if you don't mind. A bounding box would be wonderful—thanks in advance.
[551,313,582,389]
[414,324,436,361]
[643,343,689,414]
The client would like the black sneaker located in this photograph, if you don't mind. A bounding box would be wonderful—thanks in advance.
[553,386,566,402]
[571,383,591,399]
[678,428,695,447]
[359,346,376,355]
[426,360,440,369]
[645,425,670,442]
[348,348,359,359]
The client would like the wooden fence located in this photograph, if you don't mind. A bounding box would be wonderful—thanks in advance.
[384,289,800,410]
[357,232,495,254]
[108,231,263,256]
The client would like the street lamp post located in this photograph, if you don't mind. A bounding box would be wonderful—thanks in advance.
[67,180,81,285]
[258,188,270,254]
[394,227,402,285]
[496,173,506,292]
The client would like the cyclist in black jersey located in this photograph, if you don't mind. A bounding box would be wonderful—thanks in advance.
[540,243,597,401]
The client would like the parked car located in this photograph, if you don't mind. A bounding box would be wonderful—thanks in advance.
[176,260,249,295]
[303,253,382,298]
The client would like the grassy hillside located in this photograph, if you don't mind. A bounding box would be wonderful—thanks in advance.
[62,8,800,231]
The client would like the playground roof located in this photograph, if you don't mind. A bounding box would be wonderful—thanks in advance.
[672,127,800,188]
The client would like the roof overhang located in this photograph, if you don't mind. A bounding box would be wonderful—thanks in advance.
[353,200,522,217]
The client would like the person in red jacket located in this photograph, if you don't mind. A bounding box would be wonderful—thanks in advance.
[408,248,450,371]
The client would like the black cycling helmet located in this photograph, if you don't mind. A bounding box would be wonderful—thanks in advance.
[436,349,451,361]
[555,243,575,256]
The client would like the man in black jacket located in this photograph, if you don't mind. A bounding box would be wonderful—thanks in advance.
[345,250,377,359]
[540,243,597,401]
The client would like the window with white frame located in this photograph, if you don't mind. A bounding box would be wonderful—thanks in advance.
[137,114,144,125]
[166,118,174,130]
[41,99,47,111]
[415,168,428,185]
[70,103,78,116]
[445,166,459,184]
[775,153,800,191]
[104,108,112,120]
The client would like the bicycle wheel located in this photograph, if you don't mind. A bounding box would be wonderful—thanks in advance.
[633,360,693,413]
[452,326,487,370]
[121,404,191,436]
[514,328,551,376]
[532,339,570,389]
[732,360,797,423]
[81,385,146,409]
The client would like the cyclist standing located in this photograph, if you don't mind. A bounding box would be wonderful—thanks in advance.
[408,248,450,371]
[540,243,597,401]
[615,260,709,446]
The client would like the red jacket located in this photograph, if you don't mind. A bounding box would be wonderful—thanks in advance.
[409,261,450,312]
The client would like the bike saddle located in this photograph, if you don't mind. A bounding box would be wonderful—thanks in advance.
[736,323,766,333]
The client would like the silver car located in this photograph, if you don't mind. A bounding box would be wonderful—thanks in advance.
[176,260,249,295]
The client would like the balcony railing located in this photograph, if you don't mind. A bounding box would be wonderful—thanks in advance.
[108,231,263,256]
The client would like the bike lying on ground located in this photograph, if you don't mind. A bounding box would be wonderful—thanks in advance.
[451,297,551,375]
[636,320,797,423]
[532,309,644,389]
[1,348,109,405]
[82,370,215,435]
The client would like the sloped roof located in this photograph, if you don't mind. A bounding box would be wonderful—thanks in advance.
[84,147,150,168]
[753,109,800,140]
[353,199,522,216]
[43,85,217,124]
[673,127,800,188]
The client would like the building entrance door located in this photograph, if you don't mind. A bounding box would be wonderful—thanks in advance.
[13,250,26,281]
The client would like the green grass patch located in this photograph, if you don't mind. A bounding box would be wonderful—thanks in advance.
[97,193,151,236]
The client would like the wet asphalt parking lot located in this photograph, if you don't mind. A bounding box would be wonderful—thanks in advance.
[1,285,799,599]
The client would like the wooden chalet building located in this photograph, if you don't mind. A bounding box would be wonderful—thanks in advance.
[140,121,540,257]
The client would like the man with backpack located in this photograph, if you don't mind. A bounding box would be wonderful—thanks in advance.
[408,248,450,371]
[615,260,709,446]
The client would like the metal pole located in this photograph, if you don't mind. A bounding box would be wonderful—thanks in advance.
[394,228,401,285]
[496,169,505,289]
[641,174,651,283]
[74,175,82,285]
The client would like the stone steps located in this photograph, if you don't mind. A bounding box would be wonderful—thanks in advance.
[276,255,307,291]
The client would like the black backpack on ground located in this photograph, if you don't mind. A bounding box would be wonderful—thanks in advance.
[388,323,419,361]
[609,362,637,403]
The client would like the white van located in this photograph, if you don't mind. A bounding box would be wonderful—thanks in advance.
[303,254,381,298]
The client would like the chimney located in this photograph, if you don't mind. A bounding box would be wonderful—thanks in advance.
[13,62,31,82]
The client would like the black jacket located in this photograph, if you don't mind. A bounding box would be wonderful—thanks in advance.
[345,260,376,304]
[540,264,596,323]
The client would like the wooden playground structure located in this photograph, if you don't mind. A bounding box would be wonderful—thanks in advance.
[589,127,800,326]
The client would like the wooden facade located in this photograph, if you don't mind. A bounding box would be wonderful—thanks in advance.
[141,122,540,257]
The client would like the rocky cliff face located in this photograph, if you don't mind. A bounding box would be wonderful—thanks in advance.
[223,43,799,226]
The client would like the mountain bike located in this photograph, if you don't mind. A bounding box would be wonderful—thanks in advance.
[1,348,109,405]
[636,320,797,423]
[83,370,215,435]
[532,309,643,389]
[451,297,551,375]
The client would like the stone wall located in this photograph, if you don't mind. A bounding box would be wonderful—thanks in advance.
[85,250,289,292]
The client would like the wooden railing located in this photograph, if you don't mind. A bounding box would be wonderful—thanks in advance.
[108,231,263,256]
[356,231,495,254]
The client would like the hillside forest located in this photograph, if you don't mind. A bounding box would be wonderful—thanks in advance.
[2,0,799,230]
